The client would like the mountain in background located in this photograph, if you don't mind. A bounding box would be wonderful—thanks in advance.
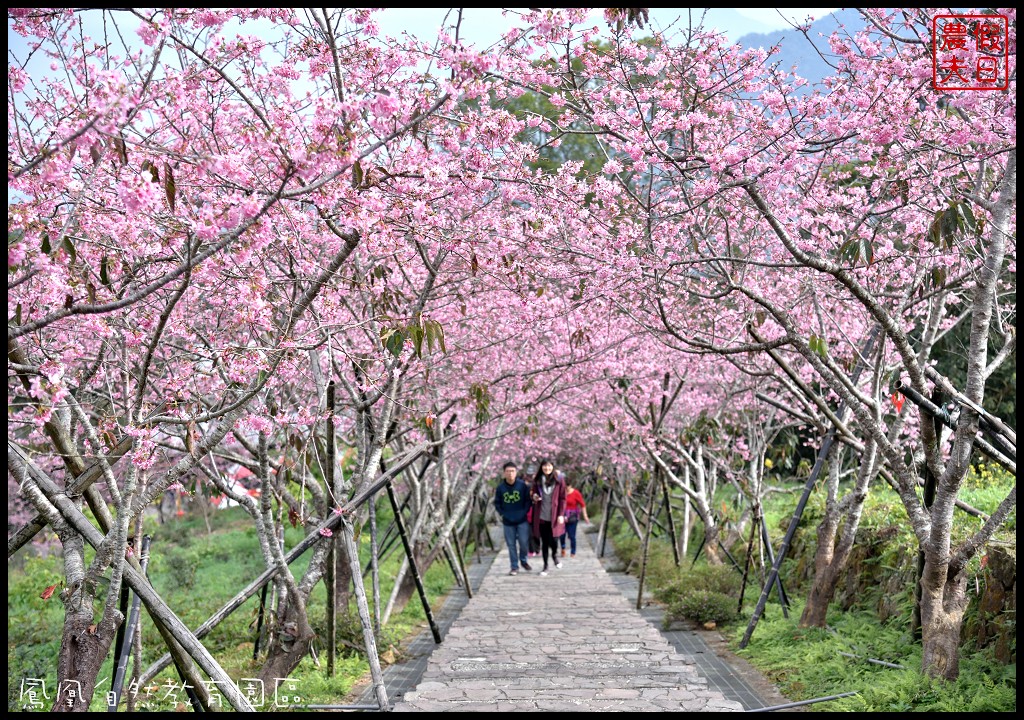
[733,8,865,86]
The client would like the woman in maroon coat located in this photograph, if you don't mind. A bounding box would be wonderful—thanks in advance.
[530,459,567,575]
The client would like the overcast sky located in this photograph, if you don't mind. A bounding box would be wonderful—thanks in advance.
[8,9,838,67]
[373,8,839,48]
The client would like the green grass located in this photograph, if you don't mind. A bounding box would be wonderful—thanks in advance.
[9,553,67,711]
[599,462,1016,713]
[10,463,1013,712]
[728,598,1016,712]
[8,505,459,712]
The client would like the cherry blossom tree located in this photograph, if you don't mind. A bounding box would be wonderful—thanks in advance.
[488,7,1015,679]
[7,6,509,704]
[9,6,1015,699]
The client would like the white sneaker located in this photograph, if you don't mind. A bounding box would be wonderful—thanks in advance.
[540,570,548,576]
[555,562,563,569]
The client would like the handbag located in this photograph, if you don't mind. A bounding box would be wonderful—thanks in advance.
[565,508,580,523]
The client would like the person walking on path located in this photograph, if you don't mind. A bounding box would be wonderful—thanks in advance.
[560,477,590,558]
[530,459,566,575]
[494,461,532,575]
[523,474,540,557]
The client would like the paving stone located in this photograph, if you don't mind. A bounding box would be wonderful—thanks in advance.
[388,536,743,712]
[358,530,785,711]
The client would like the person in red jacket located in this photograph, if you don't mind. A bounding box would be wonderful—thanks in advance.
[530,459,566,575]
[560,477,590,558]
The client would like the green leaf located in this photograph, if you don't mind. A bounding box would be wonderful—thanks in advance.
[939,206,959,247]
[382,328,406,357]
[838,236,874,265]
[958,202,977,232]
[468,382,491,423]
[100,256,111,287]
[927,209,944,246]
[858,237,874,264]
[433,322,446,354]
[408,321,424,358]
[839,239,857,263]
[41,234,52,254]
[814,335,828,358]
[352,161,364,189]
[424,320,447,355]
[809,334,828,358]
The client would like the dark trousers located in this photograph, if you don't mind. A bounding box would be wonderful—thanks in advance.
[539,520,557,567]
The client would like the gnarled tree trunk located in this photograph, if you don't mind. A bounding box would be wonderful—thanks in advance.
[919,562,970,680]
[257,592,316,691]
[52,533,123,712]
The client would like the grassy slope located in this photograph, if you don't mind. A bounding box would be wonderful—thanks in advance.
[607,462,1016,712]
[8,505,456,712]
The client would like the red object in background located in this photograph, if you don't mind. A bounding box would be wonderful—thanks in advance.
[892,392,906,413]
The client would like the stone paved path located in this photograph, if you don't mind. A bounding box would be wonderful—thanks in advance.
[391,532,744,712]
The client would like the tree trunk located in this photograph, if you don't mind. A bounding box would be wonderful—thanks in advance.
[257,596,315,692]
[54,605,120,711]
[702,519,724,566]
[52,532,122,712]
[334,536,353,611]
[681,492,691,558]
[11,459,123,713]
[920,560,970,680]
[799,514,842,627]
[800,438,879,628]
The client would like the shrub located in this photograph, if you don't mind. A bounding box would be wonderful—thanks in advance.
[654,562,741,605]
[163,551,197,590]
[668,589,737,625]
